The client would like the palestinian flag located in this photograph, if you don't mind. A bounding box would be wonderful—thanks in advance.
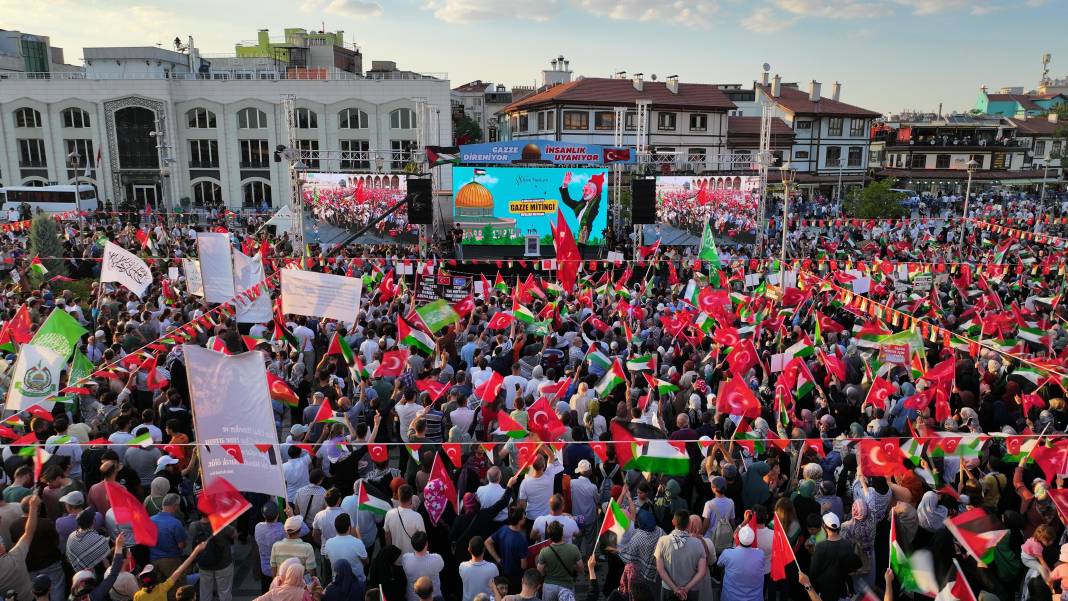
[357,481,391,517]
[599,499,631,540]
[313,401,342,424]
[626,354,656,372]
[783,339,815,360]
[425,145,461,167]
[928,433,985,458]
[610,420,689,476]
[900,437,925,466]
[405,443,422,464]
[398,315,435,355]
[272,318,299,350]
[595,359,627,397]
[493,411,528,439]
[323,333,355,364]
[642,372,679,395]
[890,513,939,596]
[493,272,509,294]
[351,357,370,381]
[783,356,816,398]
[127,431,152,447]
[1001,434,1038,462]
[945,507,1007,564]
[513,303,536,324]
[586,348,612,371]
[29,256,47,276]
[938,559,977,601]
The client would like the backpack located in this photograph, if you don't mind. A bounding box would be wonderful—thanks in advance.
[709,504,734,554]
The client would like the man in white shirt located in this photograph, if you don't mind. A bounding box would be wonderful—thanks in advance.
[570,460,601,556]
[322,513,368,584]
[518,455,555,521]
[475,467,509,523]
[458,536,498,601]
[501,364,528,412]
[383,485,426,555]
[359,331,380,366]
[530,493,579,544]
[283,446,312,503]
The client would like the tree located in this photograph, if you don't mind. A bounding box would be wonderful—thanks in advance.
[454,115,483,145]
[28,214,67,278]
[843,178,907,219]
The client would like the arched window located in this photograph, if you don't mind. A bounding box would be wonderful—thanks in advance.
[237,108,267,129]
[390,175,400,189]
[187,108,216,128]
[62,108,91,128]
[14,107,42,128]
[389,108,417,130]
[338,108,368,129]
[22,178,46,187]
[294,108,318,129]
[192,181,223,207]
[242,180,271,208]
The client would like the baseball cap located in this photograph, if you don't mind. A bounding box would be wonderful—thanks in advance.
[32,575,52,595]
[290,424,308,436]
[72,570,96,589]
[737,526,755,547]
[155,455,179,472]
[577,460,592,475]
[60,490,86,506]
[284,515,303,532]
[822,513,841,531]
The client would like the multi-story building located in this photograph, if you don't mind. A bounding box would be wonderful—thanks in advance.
[500,63,736,172]
[0,29,80,75]
[234,28,361,76]
[756,76,882,198]
[976,85,1068,118]
[869,113,1051,193]
[451,80,512,143]
[0,34,450,210]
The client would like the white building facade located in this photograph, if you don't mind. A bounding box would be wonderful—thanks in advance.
[0,45,450,210]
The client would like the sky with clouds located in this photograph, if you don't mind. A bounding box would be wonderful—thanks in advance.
[2,0,1065,113]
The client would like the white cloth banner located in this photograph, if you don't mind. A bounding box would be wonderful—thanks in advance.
[233,251,272,324]
[264,206,296,234]
[5,343,66,410]
[182,259,204,297]
[184,345,286,498]
[100,242,152,297]
[281,269,362,323]
[197,233,235,303]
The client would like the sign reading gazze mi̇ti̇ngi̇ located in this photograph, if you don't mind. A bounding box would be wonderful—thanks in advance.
[453,167,608,246]
[459,140,634,165]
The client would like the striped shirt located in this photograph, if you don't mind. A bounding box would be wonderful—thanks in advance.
[270,538,316,572]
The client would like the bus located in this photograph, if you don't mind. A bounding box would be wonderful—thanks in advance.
[0,184,98,217]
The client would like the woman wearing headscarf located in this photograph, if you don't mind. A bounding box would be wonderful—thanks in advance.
[685,514,716,600]
[841,498,877,589]
[142,477,176,517]
[322,560,360,601]
[619,508,663,585]
[252,557,321,601]
[652,480,686,532]
[913,491,948,550]
[366,545,405,601]
[791,479,821,528]
[1014,457,1061,537]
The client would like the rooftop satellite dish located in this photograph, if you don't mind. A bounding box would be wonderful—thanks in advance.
[762,63,771,72]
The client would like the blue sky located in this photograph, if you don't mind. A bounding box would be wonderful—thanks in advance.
[2,0,1065,114]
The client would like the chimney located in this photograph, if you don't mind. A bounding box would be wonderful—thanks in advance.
[666,75,679,94]
[633,72,644,92]
[771,74,781,97]
[1051,113,1060,124]
[761,70,769,86]
[831,81,841,101]
[809,80,821,102]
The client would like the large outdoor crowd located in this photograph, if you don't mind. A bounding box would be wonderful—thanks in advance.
[0,186,1067,601]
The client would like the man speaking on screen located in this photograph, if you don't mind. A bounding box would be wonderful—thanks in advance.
[558,171,605,245]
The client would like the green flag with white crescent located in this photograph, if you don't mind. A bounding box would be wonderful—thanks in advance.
[699,220,721,268]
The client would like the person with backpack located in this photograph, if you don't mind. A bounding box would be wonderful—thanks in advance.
[187,511,236,601]
[702,476,736,557]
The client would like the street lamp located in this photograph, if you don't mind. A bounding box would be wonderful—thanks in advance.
[835,156,845,215]
[66,150,83,215]
[779,161,795,289]
[958,159,978,255]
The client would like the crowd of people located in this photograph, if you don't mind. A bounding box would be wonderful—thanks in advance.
[305,185,411,235]
[0,186,1067,601]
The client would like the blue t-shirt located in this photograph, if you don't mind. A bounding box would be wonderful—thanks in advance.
[490,525,529,579]
[717,546,765,601]
[150,512,188,561]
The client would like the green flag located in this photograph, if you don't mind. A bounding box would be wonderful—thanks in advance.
[415,299,460,333]
[698,220,721,268]
[67,349,94,390]
[31,309,88,360]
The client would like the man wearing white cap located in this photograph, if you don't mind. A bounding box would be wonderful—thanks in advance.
[808,512,861,601]
[716,524,764,601]
[569,460,600,557]
[55,491,104,553]
[270,515,317,575]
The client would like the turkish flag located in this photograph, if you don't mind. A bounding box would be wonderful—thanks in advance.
[516,441,542,472]
[197,477,251,535]
[712,327,740,347]
[727,339,759,378]
[603,148,631,163]
[857,438,905,477]
[553,209,580,293]
[25,405,53,422]
[368,443,389,463]
[442,442,463,468]
[416,378,452,403]
[475,371,504,403]
[864,377,895,410]
[487,311,514,330]
[374,349,409,377]
[527,396,567,441]
[452,294,474,318]
[105,481,158,546]
[717,378,761,418]
[220,444,244,464]
[698,287,730,314]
